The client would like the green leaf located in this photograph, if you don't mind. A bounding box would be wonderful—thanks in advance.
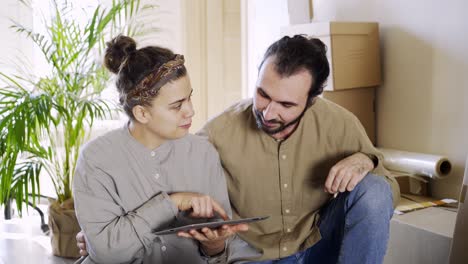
[0,0,155,214]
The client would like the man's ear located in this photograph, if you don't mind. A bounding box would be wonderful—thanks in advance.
[132,105,150,124]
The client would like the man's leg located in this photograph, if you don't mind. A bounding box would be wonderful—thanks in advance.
[304,173,394,264]
[247,174,393,264]
[245,250,306,264]
[248,252,306,264]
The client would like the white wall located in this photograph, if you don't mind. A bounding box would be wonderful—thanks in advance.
[206,0,242,119]
[102,0,185,111]
[136,0,184,53]
[312,0,468,199]
[181,0,243,131]
[244,0,289,97]
[0,1,32,76]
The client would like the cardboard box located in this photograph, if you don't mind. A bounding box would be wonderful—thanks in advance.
[394,194,457,215]
[385,207,457,264]
[281,22,381,91]
[449,157,468,264]
[394,174,428,196]
[321,87,376,144]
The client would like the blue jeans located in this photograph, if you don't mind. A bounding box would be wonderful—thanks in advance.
[248,174,394,264]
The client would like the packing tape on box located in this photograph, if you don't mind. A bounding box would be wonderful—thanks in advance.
[379,148,452,179]
[394,195,458,215]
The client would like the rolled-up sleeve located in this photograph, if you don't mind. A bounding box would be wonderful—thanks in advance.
[73,153,178,264]
[344,115,400,207]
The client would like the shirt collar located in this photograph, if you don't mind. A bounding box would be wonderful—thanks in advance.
[122,122,174,163]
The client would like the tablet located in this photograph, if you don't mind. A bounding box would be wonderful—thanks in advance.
[153,216,269,236]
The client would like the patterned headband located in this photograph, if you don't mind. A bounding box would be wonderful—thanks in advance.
[125,54,186,104]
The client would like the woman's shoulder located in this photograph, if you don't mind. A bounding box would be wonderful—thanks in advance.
[80,127,126,161]
[174,134,219,158]
[74,128,127,187]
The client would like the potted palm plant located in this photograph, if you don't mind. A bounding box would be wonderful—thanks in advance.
[0,0,151,258]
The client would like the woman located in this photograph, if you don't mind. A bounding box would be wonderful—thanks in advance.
[73,35,252,264]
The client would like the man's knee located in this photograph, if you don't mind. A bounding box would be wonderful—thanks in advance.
[351,174,393,217]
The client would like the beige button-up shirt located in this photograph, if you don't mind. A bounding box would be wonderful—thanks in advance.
[198,98,399,261]
[73,125,257,264]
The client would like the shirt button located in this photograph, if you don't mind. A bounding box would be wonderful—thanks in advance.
[281,154,287,160]
[161,245,167,251]
[287,228,292,233]
[283,246,288,251]
[285,209,290,214]
[150,151,156,157]
[155,173,160,179]
[283,183,288,188]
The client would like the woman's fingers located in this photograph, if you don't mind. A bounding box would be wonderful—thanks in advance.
[227,223,249,232]
[177,223,249,245]
[199,197,207,217]
[191,198,201,217]
[76,231,88,256]
[201,227,219,240]
[190,196,215,218]
[173,193,227,219]
[205,197,213,217]
[189,229,208,241]
[210,199,228,220]
[177,231,193,239]
[177,229,208,241]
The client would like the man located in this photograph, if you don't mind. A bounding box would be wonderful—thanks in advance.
[196,35,399,263]
[78,35,399,263]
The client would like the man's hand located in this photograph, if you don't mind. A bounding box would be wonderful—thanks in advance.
[169,192,229,220]
[177,224,249,256]
[324,152,374,194]
[76,231,88,257]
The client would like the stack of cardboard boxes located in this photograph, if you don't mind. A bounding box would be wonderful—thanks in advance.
[282,22,432,196]
[281,22,463,264]
[281,22,380,144]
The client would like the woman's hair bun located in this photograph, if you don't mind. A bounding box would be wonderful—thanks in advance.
[104,35,137,74]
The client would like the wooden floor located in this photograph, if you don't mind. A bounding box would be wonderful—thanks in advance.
[0,205,77,264]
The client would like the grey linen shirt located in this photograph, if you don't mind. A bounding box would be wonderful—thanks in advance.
[73,125,259,264]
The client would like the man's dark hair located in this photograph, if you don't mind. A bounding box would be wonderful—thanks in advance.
[259,35,330,104]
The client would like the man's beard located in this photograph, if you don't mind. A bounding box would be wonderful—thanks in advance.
[253,108,305,135]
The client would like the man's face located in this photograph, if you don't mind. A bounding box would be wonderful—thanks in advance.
[253,56,313,139]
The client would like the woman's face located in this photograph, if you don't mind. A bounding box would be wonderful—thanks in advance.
[142,75,194,141]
